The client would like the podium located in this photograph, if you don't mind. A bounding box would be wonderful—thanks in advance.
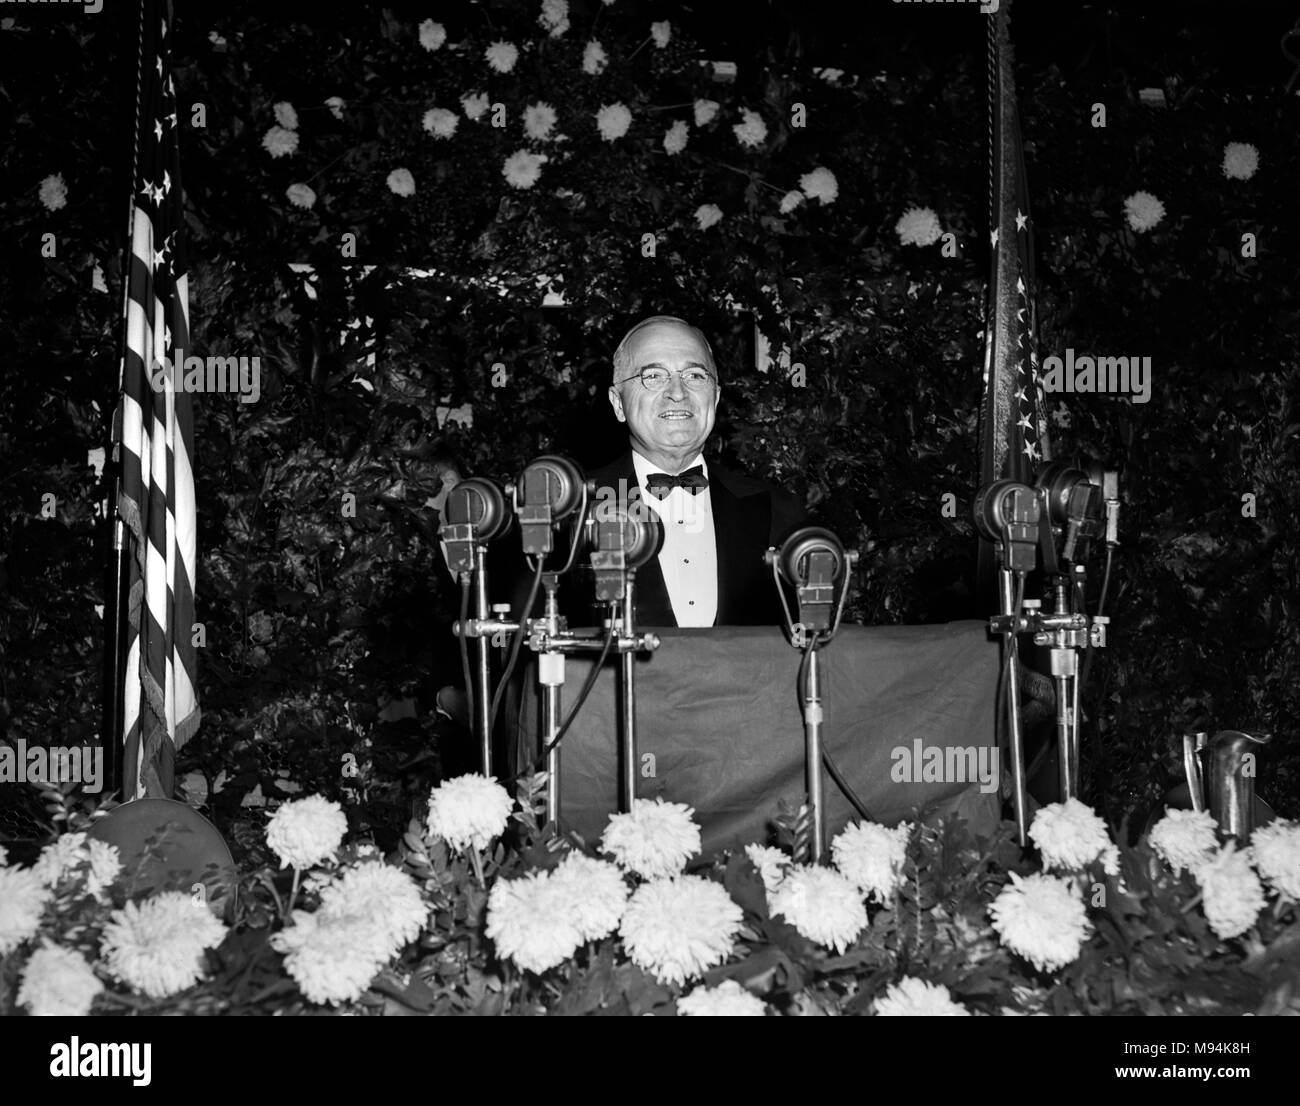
[515,622,1004,855]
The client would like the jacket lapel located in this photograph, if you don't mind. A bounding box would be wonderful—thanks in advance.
[709,466,772,625]
[595,450,676,628]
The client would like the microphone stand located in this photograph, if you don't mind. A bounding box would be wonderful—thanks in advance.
[619,582,638,813]
[472,546,493,776]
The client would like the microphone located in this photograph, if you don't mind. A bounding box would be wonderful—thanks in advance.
[511,454,586,556]
[768,527,847,632]
[1035,463,1104,563]
[587,498,664,603]
[973,479,1040,573]
[438,477,512,576]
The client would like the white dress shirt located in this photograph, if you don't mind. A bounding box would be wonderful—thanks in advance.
[631,450,718,627]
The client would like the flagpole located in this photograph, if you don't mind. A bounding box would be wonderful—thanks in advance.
[102,0,150,802]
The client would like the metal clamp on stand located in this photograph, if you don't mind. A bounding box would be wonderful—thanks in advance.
[767,527,858,863]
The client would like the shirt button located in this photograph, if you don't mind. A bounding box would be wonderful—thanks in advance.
[683,558,690,564]
[688,600,695,605]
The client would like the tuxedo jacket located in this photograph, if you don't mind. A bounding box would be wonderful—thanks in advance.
[570,449,810,627]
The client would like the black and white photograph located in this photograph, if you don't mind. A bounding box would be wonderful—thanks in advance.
[1,0,1298,1059]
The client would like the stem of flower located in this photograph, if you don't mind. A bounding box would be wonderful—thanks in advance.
[469,846,485,888]
[286,868,301,917]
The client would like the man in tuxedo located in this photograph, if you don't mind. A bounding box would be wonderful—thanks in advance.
[583,315,808,626]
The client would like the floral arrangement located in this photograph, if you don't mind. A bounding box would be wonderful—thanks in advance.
[3,779,1298,1017]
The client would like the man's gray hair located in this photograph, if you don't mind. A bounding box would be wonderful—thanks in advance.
[611,315,718,385]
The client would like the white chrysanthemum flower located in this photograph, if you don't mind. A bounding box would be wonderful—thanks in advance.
[1221,141,1259,181]
[33,833,122,899]
[262,125,298,159]
[695,203,723,231]
[538,0,569,37]
[0,866,51,955]
[1250,819,1300,899]
[601,796,700,879]
[273,101,298,130]
[744,843,792,894]
[318,861,427,954]
[1123,190,1165,233]
[324,96,345,120]
[271,911,390,1005]
[769,866,867,953]
[663,120,688,156]
[426,773,513,852]
[595,102,632,142]
[732,108,768,148]
[549,853,629,942]
[422,107,459,139]
[265,795,347,870]
[678,979,765,1016]
[18,941,103,1016]
[874,976,970,1016]
[386,167,416,197]
[895,205,942,247]
[799,166,838,206]
[286,183,316,209]
[462,91,491,121]
[485,41,519,74]
[650,20,671,48]
[989,872,1090,973]
[39,173,69,211]
[831,820,911,904]
[523,102,558,142]
[1148,808,1218,875]
[487,871,583,973]
[779,190,804,215]
[619,876,743,986]
[1030,798,1117,875]
[418,19,446,52]
[694,99,719,126]
[502,149,548,189]
[1197,843,1266,940]
[573,39,604,78]
[101,891,227,999]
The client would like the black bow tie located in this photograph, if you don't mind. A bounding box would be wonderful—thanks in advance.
[645,465,709,498]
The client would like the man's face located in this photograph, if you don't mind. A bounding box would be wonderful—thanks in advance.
[608,320,720,463]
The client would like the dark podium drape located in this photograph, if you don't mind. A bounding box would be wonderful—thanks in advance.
[515,622,1005,855]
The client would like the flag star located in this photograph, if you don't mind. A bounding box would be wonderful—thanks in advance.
[154,246,168,270]
[990,228,999,248]
[1015,387,1028,403]
[155,118,163,142]
[1015,210,1028,232]
[152,184,165,205]
[162,170,171,194]
[1018,413,1033,430]
[165,111,177,129]
[156,54,163,76]
[139,178,154,202]
[1025,441,1040,462]
[1017,308,1027,322]
[161,16,167,37]
[1016,276,1026,294]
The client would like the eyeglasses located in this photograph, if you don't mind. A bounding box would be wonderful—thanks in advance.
[618,366,716,392]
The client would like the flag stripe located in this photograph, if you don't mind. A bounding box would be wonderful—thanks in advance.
[117,0,199,799]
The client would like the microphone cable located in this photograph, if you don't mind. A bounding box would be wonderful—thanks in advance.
[488,560,544,740]
[458,573,474,733]
[525,618,618,777]
[797,640,876,823]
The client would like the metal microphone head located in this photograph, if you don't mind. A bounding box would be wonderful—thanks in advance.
[512,454,586,555]
[972,480,1040,573]
[588,498,664,602]
[439,477,511,575]
[774,527,846,632]
[1035,462,1103,561]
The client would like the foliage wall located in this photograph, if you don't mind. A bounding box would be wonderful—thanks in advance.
[1,1,1296,850]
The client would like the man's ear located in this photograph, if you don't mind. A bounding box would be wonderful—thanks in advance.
[608,385,626,423]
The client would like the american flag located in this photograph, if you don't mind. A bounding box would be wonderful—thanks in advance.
[116,0,199,799]
[977,3,1052,597]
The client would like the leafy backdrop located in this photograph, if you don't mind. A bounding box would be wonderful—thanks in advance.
[0,2,1297,852]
